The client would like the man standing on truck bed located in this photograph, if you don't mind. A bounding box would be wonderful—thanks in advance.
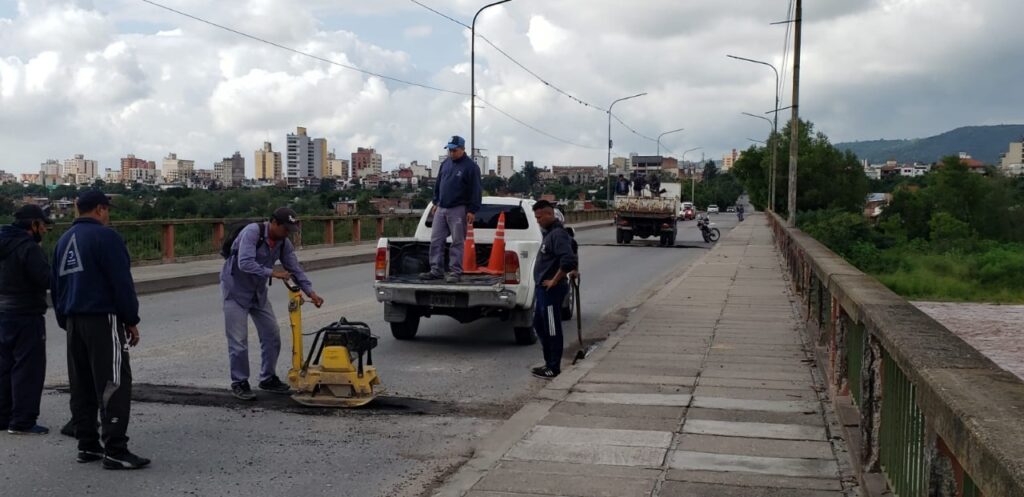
[530,200,578,379]
[420,135,482,284]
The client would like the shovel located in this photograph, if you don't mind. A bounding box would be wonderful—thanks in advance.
[571,275,587,364]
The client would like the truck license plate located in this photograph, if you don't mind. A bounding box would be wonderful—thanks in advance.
[430,294,456,307]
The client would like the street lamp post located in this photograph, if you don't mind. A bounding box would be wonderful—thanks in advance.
[470,0,511,155]
[727,54,779,212]
[656,128,685,156]
[606,92,647,202]
[682,147,702,202]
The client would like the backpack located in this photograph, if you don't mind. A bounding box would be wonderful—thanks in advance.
[220,221,266,259]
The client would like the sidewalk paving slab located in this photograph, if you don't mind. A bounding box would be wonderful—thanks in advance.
[431,214,854,497]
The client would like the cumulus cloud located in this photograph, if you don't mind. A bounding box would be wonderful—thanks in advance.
[0,0,1022,176]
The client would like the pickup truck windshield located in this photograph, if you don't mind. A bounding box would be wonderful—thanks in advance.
[426,203,530,230]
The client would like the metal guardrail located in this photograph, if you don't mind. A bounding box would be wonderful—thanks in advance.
[767,211,1024,497]
[41,209,612,265]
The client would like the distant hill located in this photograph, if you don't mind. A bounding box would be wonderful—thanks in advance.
[835,124,1024,165]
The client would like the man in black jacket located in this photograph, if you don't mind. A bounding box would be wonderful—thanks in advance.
[0,205,53,435]
[530,200,578,379]
[52,191,149,469]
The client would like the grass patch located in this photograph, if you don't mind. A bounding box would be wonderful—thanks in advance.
[869,250,1024,304]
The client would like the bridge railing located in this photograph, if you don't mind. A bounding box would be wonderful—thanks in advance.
[42,209,612,265]
[767,211,1024,497]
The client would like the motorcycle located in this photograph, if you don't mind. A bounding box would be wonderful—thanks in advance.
[697,215,721,243]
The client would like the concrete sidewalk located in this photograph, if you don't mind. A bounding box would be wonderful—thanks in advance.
[131,219,613,295]
[433,213,854,497]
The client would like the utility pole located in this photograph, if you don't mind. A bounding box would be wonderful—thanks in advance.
[786,0,802,226]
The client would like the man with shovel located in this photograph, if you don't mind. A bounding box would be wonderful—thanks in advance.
[529,200,578,379]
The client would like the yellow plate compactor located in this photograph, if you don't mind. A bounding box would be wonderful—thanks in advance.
[284,280,382,407]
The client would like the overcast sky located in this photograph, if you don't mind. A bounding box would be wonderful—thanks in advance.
[1,0,1022,176]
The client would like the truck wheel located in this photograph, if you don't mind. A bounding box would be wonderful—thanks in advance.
[669,232,677,246]
[623,233,633,244]
[390,315,420,340]
[616,229,624,244]
[658,234,667,246]
[561,290,574,321]
[514,327,537,345]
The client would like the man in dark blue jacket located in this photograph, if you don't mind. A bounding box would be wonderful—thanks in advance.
[421,135,482,284]
[0,204,52,435]
[52,190,149,470]
[530,200,578,379]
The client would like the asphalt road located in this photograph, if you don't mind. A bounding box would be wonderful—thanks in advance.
[6,215,740,497]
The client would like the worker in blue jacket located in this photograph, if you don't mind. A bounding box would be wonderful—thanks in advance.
[51,190,150,470]
[530,200,578,379]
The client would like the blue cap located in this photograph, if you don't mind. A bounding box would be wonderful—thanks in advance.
[444,135,466,150]
[76,190,112,212]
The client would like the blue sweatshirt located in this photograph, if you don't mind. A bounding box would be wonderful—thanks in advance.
[51,218,140,329]
[433,155,482,213]
[534,222,578,285]
[219,222,313,309]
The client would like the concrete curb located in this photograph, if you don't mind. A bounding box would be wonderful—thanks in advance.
[131,220,611,296]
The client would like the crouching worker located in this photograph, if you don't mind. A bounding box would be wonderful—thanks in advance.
[529,200,578,379]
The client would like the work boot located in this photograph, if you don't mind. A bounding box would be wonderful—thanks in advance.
[231,381,256,401]
[258,375,291,394]
[8,424,49,435]
[77,443,105,463]
[419,271,443,280]
[445,273,461,284]
[103,449,151,470]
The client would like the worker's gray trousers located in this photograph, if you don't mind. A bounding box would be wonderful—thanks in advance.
[223,298,281,384]
[428,205,467,277]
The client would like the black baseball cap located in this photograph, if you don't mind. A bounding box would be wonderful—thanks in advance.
[271,207,301,233]
[14,204,54,225]
[76,190,112,212]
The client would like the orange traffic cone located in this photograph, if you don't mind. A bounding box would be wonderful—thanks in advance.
[484,212,506,274]
[462,222,478,273]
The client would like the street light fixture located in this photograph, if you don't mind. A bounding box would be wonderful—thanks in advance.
[727,54,780,212]
[470,0,512,155]
[656,128,685,156]
[606,92,647,202]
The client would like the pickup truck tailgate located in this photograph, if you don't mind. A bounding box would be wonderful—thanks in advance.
[375,274,517,309]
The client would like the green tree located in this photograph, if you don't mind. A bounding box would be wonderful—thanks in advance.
[521,163,540,190]
[318,178,337,193]
[482,175,507,194]
[508,172,530,194]
[733,119,869,215]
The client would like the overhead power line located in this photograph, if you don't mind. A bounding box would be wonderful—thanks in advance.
[141,0,466,95]
[408,0,661,143]
[478,97,603,150]
[141,0,602,150]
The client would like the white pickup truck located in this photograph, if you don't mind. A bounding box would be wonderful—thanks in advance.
[373,197,572,345]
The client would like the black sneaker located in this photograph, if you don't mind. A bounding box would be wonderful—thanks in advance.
[445,273,461,284]
[8,424,49,435]
[530,367,559,379]
[231,381,256,401]
[78,444,104,463]
[419,271,443,280]
[103,450,151,470]
[258,375,291,394]
[60,419,75,437]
